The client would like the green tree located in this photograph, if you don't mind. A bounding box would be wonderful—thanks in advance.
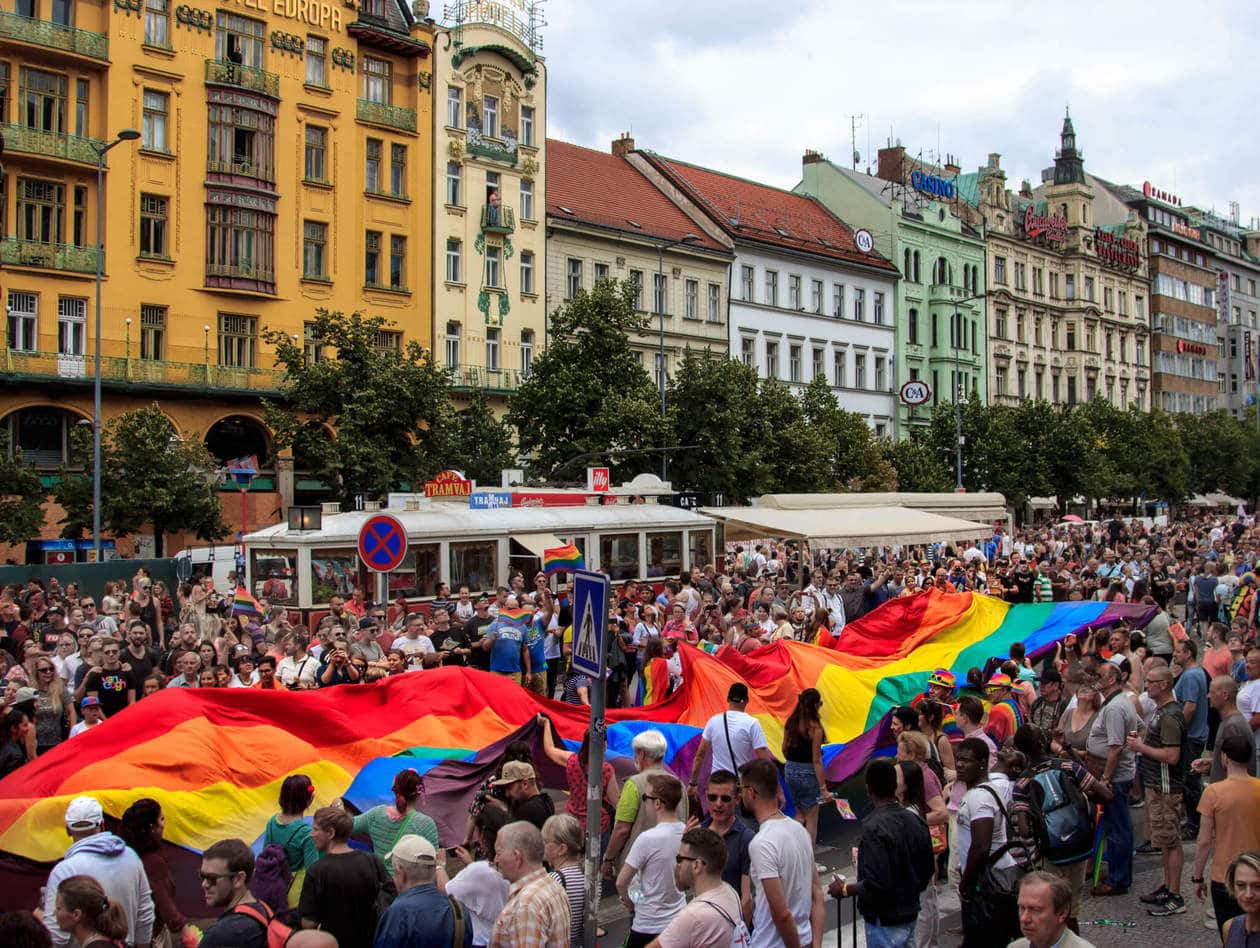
[263,310,454,505]
[758,378,834,493]
[507,279,667,482]
[53,405,227,555]
[667,349,770,501]
[0,432,46,545]
[445,389,516,486]
[1178,410,1250,497]
[798,375,895,490]
[881,431,952,492]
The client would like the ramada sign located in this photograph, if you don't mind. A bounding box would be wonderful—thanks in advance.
[1024,205,1069,242]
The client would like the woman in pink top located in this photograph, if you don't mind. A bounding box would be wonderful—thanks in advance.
[1203,622,1233,679]
[537,714,620,839]
[662,602,697,643]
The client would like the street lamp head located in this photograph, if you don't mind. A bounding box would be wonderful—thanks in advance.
[116,129,141,142]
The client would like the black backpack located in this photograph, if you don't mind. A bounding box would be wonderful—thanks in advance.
[1010,759,1095,867]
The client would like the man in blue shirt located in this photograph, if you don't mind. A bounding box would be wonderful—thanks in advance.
[1174,638,1209,834]
[481,598,529,683]
[373,836,472,948]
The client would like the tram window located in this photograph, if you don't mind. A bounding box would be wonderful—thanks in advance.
[252,550,297,605]
[412,543,439,598]
[689,530,713,570]
[599,533,640,582]
[645,531,682,579]
[508,539,542,585]
[386,552,420,599]
[450,540,496,593]
[311,549,359,603]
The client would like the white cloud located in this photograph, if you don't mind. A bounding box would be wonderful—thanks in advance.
[541,0,1260,223]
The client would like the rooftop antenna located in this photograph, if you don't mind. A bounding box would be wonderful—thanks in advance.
[848,113,864,171]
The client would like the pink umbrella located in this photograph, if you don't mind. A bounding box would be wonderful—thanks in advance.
[1062,514,1084,523]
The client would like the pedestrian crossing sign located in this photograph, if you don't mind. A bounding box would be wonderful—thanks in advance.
[571,569,609,678]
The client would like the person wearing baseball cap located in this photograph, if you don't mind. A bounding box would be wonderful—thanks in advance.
[984,672,1021,746]
[42,796,154,947]
[689,682,772,791]
[494,760,554,830]
[69,697,106,738]
[374,835,473,946]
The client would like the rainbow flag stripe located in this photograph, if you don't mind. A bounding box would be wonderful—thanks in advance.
[495,606,533,626]
[542,542,584,575]
[231,586,262,618]
[0,590,1151,869]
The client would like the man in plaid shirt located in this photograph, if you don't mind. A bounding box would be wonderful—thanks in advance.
[490,821,570,948]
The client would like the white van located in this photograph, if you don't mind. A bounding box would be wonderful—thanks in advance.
[173,545,243,592]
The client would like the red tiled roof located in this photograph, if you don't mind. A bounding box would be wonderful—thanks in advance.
[644,154,898,272]
[545,139,728,252]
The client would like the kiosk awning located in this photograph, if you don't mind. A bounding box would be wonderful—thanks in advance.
[697,504,991,547]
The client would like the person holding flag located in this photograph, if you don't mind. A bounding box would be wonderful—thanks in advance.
[480,598,533,685]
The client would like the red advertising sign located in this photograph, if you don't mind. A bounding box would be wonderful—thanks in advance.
[1143,180,1183,207]
[1024,205,1069,242]
[423,469,473,498]
[586,467,610,492]
[512,492,591,508]
[1094,228,1141,269]
[1177,339,1208,356]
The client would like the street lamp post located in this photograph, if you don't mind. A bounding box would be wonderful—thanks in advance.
[90,129,141,562]
[949,291,987,491]
[656,233,700,479]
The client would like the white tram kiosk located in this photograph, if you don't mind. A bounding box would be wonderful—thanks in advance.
[241,489,717,615]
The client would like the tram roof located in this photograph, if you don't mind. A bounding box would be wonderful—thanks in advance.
[243,501,715,547]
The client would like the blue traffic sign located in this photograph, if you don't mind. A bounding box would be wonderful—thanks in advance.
[570,568,610,679]
[357,514,408,572]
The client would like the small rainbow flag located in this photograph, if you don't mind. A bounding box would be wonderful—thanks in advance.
[543,542,584,575]
[231,586,263,618]
[496,606,534,628]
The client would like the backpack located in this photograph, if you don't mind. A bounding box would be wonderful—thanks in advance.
[1009,759,1095,867]
[251,843,294,917]
[232,901,296,948]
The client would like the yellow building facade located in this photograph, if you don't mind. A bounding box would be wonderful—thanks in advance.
[430,1,545,402]
[0,0,433,550]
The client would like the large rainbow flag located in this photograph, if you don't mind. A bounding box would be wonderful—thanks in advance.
[0,590,1150,905]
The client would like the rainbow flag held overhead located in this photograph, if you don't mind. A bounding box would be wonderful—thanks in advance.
[542,542,584,575]
[231,585,263,618]
[0,590,1153,890]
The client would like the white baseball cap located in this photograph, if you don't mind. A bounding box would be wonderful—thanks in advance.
[65,796,104,831]
[385,834,437,865]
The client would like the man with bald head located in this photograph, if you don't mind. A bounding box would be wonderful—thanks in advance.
[489,821,569,948]
[289,932,339,947]
[1193,675,1256,783]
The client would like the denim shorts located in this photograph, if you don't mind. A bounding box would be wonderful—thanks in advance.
[785,760,822,809]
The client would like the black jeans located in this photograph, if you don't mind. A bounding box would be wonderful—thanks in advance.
[1212,880,1242,937]
[545,656,563,698]
[1183,738,1206,830]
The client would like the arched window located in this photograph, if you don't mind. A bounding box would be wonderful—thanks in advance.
[204,415,271,467]
[913,251,921,283]
[904,248,911,280]
[2,406,87,468]
[908,308,919,344]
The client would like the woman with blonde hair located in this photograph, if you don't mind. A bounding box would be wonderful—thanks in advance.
[31,654,74,755]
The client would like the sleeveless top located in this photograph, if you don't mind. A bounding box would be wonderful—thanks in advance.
[783,726,815,764]
[1227,916,1260,948]
[1060,708,1097,754]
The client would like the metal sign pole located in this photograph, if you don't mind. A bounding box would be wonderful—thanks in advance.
[574,568,610,948]
[582,640,606,948]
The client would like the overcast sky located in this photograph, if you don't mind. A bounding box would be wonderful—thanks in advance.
[540,0,1260,228]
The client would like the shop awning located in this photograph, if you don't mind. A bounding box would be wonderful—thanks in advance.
[511,532,566,557]
[697,504,992,547]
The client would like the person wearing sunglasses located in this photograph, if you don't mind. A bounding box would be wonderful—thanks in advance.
[32,656,75,756]
[616,774,686,947]
[647,827,749,948]
[197,838,271,947]
[688,769,753,913]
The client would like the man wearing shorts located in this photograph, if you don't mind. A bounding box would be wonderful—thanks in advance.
[1128,665,1187,916]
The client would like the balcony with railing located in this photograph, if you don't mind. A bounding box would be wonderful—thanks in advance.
[449,363,524,394]
[0,238,97,273]
[0,10,108,60]
[356,98,416,133]
[480,204,516,235]
[0,123,105,167]
[0,348,287,395]
[205,59,280,98]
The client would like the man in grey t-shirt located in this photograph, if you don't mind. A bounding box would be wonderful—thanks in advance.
[1088,660,1140,895]
[1197,675,1257,783]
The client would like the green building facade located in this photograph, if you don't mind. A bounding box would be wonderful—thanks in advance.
[796,147,987,435]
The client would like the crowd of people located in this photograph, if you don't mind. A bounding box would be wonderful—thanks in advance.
[1,511,1260,946]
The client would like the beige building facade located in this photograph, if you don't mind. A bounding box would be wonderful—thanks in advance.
[430,1,546,400]
[962,115,1150,408]
[545,138,733,382]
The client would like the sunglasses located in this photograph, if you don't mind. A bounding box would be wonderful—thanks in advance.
[706,793,733,803]
[674,854,702,865]
[199,871,236,884]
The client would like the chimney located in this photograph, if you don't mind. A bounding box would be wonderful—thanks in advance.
[944,153,960,176]
[611,132,635,159]
[803,148,825,166]
[876,144,905,184]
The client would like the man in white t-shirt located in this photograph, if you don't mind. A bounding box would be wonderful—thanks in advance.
[393,613,436,667]
[688,683,773,791]
[956,737,1021,946]
[739,758,822,948]
[1238,647,1260,757]
[276,634,319,690]
[617,774,687,946]
[649,826,745,948]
